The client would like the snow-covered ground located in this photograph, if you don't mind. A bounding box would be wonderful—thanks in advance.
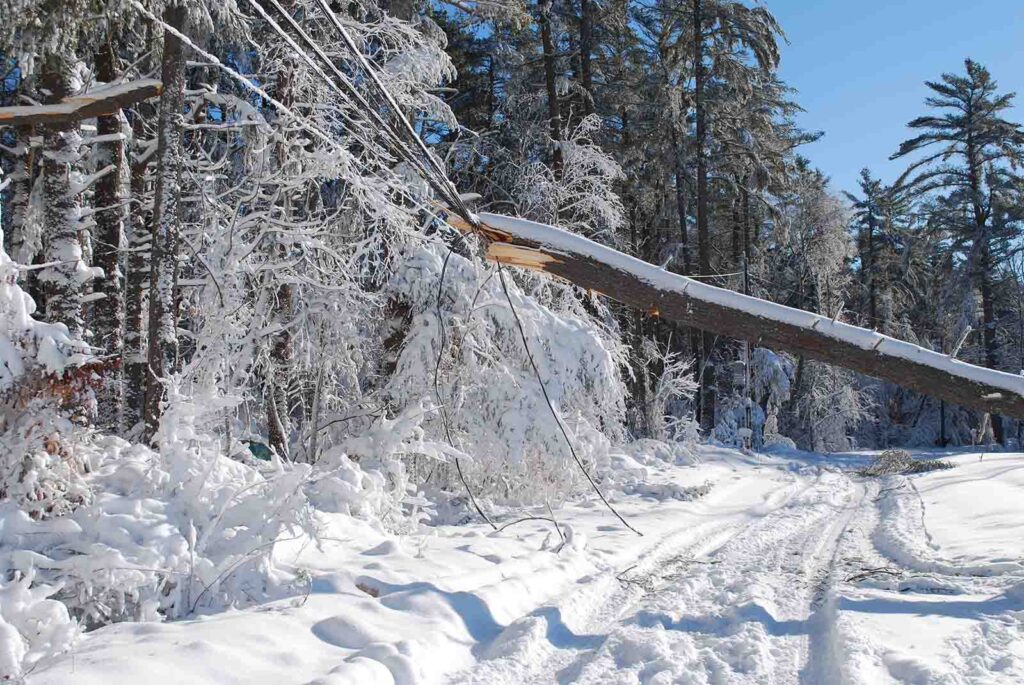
[29,448,1024,685]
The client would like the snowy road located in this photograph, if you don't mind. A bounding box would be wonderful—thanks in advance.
[31,449,1024,685]
[450,467,869,684]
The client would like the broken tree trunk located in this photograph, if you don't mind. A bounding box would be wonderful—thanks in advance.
[450,212,1024,421]
[0,79,163,128]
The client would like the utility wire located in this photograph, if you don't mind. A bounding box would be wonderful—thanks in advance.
[314,4,641,535]
[141,0,639,536]
[497,263,642,536]
[310,0,473,221]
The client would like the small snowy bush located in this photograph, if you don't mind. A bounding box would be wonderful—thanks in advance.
[0,570,78,681]
[858,449,953,476]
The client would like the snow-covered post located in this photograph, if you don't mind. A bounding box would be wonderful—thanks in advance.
[144,4,188,439]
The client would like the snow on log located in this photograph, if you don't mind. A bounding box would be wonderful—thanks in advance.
[451,212,1024,421]
[0,79,163,127]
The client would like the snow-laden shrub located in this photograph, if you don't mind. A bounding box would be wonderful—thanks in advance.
[385,241,628,505]
[0,382,322,678]
[644,341,700,443]
[713,397,765,449]
[308,399,444,532]
[0,229,93,520]
[858,449,953,477]
[0,570,78,681]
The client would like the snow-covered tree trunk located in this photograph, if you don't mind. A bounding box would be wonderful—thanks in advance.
[37,53,86,340]
[93,37,128,430]
[143,5,187,439]
[124,25,155,433]
[266,57,297,461]
[124,109,151,432]
[6,126,39,286]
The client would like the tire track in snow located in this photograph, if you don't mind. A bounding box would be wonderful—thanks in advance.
[448,467,867,685]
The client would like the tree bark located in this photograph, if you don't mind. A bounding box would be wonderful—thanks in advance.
[579,0,595,116]
[979,243,1003,442]
[38,52,86,340]
[866,212,877,329]
[967,119,1004,443]
[450,212,1024,421]
[143,5,188,440]
[669,120,691,274]
[7,125,38,290]
[691,0,714,429]
[539,0,564,176]
[266,54,298,461]
[94,37,129,431]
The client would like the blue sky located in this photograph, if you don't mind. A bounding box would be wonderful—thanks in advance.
[769,0,1024,196]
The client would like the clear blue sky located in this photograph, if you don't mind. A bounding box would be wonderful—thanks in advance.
[769,0,1024,196]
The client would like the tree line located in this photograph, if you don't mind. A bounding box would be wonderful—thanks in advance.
[2,0,1023,480]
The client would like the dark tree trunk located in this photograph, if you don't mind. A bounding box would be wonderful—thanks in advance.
[579,0,595,116]
[866,213,877,329]
[38,52,85,339]
[125,101,153,433]
[539,0,564,176]
[94,36,129,430]
[7,125,38,292]
[966,126,1004,443]
[979,243,1003,442]
[266,55,298,461]
[669,122,691,275]
[143,5,188,440]
[691,0,714,429]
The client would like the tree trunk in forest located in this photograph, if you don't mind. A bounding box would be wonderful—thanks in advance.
[966,126,1004,443]
[539,0,564,176]
[669,121,691,274]
[979,243,1003,442]
[266,56,298,461]
[7,125,38,290]
[450,211,1024,421]
[125,112,152,432]
[731,193,741,267]
[38,53,86,340]
[94,37,129,431]
[866,213,877,329]
[691,0,714,430]
[579,0,595,116]
[123,25,155,432]
[143,5,188,440]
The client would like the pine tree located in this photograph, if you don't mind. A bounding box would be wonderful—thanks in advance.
[892,59,1024,443]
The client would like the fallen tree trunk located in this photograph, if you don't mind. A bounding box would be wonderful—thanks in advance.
[0,79,163,127]
[451,212,1024,421]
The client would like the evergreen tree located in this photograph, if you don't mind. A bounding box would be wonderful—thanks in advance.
[892,59,1024,443]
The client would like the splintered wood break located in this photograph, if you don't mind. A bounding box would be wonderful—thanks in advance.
[443,214,511,243]
[647,307,661,318]
[486,242,560,271]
